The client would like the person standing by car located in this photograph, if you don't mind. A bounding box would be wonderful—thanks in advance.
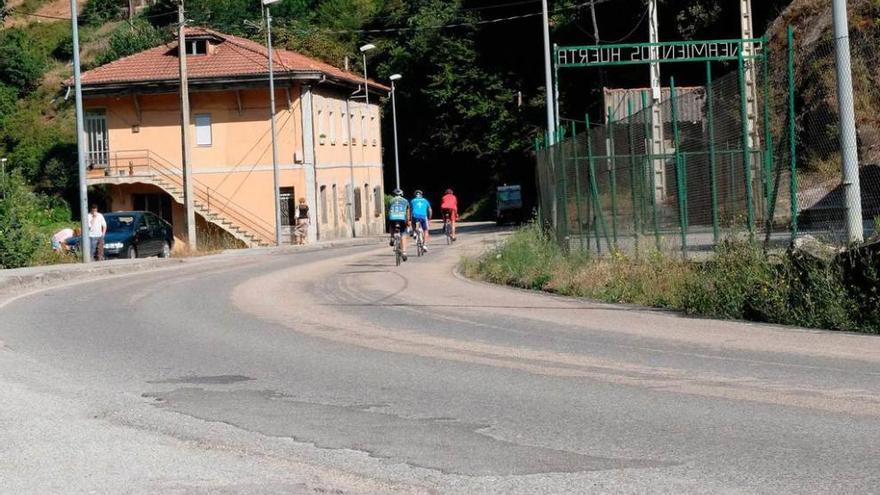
[294,197,310,245]
[87,204,107,261]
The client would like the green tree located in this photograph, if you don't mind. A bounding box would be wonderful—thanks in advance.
[0,29,46,96]
[82,0,125,25]
[97,20,169,65]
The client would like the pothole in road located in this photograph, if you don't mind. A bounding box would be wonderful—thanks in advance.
[147,375,255,385]
[143,388,673,476]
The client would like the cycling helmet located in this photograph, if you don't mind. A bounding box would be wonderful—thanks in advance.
[393,188,403,196]
[414,189,423,197]
[445,188,454,195]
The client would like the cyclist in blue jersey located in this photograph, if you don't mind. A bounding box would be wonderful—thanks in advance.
[387,188,410,261]
[410,190,432,251]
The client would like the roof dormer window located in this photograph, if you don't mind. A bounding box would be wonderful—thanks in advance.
[186,39,208,56]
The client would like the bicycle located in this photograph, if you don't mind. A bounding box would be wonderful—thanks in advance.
[414,222,426,257]
[443,212,453,245]
[393,226,404,266]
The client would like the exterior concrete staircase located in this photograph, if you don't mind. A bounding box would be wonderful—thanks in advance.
[88,150,275,247]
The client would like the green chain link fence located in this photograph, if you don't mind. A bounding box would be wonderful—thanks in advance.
[536,25,880,257]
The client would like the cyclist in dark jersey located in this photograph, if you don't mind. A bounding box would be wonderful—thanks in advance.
[387,188,410,260]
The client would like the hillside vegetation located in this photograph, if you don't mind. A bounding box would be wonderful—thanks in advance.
[1,0,880,267]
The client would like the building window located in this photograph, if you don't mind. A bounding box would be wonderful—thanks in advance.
[328,100,336,145]
[363,184,370,219]
[350,110,356,146]
[354,186,363,221]
[360,109,366,147]
[195,113,212,146]
[186,39,208,55]
[371,108,378,146]
[341,101,349,146]
[316,96,325,145]
[319,185,328,224]
[331,184,339,227]
[373,186,382,217]
[85,109,109,168]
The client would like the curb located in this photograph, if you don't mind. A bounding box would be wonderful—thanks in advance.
[0,236,385,295]
[0,258,185,293]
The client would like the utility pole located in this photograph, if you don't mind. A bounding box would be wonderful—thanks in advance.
[264,0,283,245]
[70,0,90,262]
[648,0,665,201]
[832,0,864,243]
[740,0,761,152]
[541,0,556,144]
[178,0,197,250]
[345,98,357,238]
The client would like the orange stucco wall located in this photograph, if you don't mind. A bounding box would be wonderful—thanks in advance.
[85,81,386,244]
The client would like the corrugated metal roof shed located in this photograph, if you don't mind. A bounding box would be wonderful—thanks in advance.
[603,87,706,124]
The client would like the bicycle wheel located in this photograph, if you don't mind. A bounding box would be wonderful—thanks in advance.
[394,234,402,266]
[445,224,452,245]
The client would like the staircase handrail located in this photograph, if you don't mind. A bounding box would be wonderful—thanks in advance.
[110,150,277,244]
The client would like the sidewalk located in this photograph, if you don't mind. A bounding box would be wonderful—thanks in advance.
[0,235,384,295]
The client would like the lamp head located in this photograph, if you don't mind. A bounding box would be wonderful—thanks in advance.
[390,74,402,81]
[262,0,281,5]
[359,43,376,53]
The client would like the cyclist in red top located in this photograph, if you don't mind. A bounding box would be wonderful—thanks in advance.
[440,188,458,241]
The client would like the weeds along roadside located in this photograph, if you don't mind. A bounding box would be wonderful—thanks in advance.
[461,224,880,334]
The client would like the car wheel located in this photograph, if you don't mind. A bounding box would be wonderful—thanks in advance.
[159,241,170,258]
[126,245,137,259]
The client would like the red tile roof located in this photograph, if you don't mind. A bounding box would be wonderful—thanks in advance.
[79,27,389,92]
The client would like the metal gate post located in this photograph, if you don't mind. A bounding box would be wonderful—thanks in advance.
[706,62,720,243]
[607,107,619,248]
[670,78,688,258]
[627,100,640,257]
[571,121,586,253]
[642,91,661,250]
[738,48,756,234]
[586,113,612,253]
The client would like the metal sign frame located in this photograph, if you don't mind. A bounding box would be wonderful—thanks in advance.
[555,38,766,69]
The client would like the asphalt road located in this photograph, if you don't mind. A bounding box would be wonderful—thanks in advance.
[1,224,879,494]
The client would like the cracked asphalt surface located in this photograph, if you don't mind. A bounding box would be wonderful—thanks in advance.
[1,224,879,493]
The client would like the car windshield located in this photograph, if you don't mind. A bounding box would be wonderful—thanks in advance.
[498,189,522,202]
[106,215,138,232]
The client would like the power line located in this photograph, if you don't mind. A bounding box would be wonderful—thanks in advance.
[293,0,614,35]
[574,5,647,44]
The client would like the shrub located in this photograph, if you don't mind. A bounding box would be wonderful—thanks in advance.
[466,227,877,333]
[463,224,560,290]
[0,172,45,268]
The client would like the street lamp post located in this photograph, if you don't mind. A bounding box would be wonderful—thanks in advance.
[359,44,376,107]
[344,43,376,239]
[389,74,402,191]
[263,0,283,246]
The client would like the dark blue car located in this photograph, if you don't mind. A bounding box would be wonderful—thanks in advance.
[66,211,174,259]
